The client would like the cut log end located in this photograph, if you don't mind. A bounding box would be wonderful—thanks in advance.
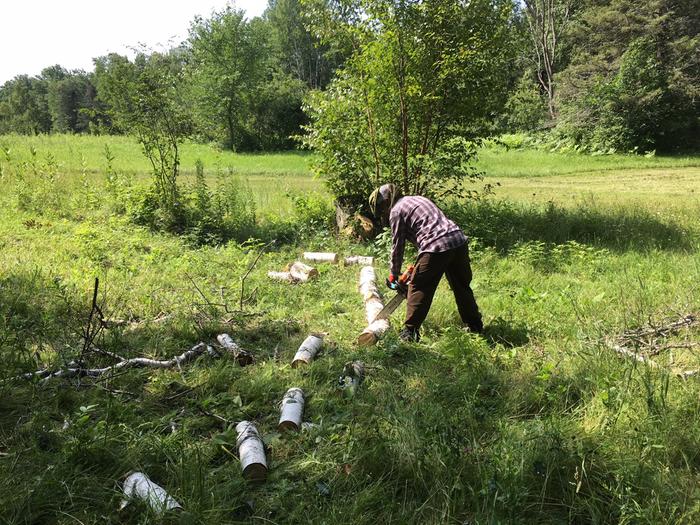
[292,334,324,367]
[357,331,379,346]
[288,261,319,282]
[242,463,268,482]
[278,420,300,432]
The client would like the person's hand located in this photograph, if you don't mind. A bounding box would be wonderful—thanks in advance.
[386,273,399,290]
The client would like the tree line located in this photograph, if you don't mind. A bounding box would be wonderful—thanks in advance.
[0,0,697,155]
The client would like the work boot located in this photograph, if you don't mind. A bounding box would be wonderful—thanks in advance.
[399,327,420,343]
[462,322,483,335]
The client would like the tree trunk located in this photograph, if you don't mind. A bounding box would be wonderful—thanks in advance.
[357,266,390,345]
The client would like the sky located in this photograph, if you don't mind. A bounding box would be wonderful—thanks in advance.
[0,0,268,84]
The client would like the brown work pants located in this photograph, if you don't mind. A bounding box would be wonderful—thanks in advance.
[405,243,482,332]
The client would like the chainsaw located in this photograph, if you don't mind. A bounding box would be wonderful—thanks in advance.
[374,264,415,321]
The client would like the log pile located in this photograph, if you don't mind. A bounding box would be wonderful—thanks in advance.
[357,266,390,346]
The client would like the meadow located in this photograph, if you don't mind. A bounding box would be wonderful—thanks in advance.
[1,135,700,524]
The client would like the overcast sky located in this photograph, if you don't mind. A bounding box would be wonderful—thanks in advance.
[0,0,268,84]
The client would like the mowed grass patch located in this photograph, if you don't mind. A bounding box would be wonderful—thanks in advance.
[477,145,700,178]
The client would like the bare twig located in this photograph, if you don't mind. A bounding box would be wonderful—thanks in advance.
[240,241,274,311]
[198,406,232,425]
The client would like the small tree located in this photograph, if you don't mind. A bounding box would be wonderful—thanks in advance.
[302,0,516,212]
[94,51,191,228]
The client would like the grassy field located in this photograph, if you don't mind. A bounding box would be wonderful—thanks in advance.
[2,135,700,524]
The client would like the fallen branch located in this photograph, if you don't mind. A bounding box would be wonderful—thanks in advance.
[611,344,700,379]
[10,343,212,383]
[217,334,254,366]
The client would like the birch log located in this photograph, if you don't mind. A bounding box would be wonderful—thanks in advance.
[303,252,339,264]
[120,472,182,514]
[236,421,268,481]
[217,333,254,366]
[357,266,390,346]
[288,261,319,282]
[267,271,295,283]
[292,335,324,367]
[344,255,374,266]
[278,387,305,431]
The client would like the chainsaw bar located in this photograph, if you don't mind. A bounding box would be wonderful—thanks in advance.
[374,290,407,321]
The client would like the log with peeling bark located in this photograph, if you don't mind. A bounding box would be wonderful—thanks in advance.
[357,266,390,346]
[278,387,305,431]
[288,261,319,282]
[11,342,214,383]
[120,471,182,514]
[267,271,295,283]
[236,421,267,481]
[343,255,374,267]
[292,335,324,367]
[217,333,254,366]
[303,252,339,264]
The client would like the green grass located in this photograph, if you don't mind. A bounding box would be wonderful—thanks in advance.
[477,145,700,178]
[2,135,700,523]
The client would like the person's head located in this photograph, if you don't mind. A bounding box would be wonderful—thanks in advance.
[368,183,402,224]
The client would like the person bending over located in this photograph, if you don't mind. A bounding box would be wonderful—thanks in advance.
[368,183,483,342]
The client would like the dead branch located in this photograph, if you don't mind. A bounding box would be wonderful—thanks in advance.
[9,343,213,384]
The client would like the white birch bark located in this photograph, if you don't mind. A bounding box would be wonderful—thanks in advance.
[278,387,305,431]
[303,252,339,264]
[120,472,182,514]
[292,335,324,367]
[289,261,319,282]
[236,421,268,481]
[344,255,374,266]
[217,333,254,366]
[357,266,390,345]
[267,271,295,282]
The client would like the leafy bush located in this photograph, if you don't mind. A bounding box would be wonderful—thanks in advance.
[503,72,548,132]
[302,0,517,212]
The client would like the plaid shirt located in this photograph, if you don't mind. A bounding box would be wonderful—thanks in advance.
[389,196,467,275]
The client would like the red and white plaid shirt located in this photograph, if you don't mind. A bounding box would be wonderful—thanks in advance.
[389,196,467,275]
